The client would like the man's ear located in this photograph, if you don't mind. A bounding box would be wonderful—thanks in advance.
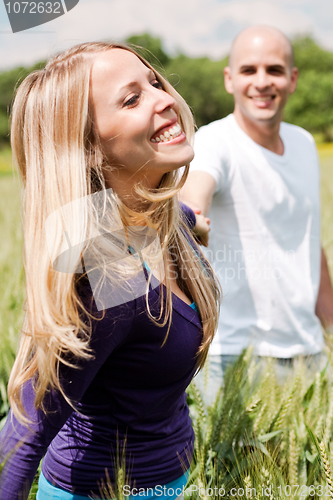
[290,67,299,94]
[224,66,234,95]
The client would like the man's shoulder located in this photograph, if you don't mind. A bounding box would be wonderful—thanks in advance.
[280,122,315,146]
[196,114,234,137]
[193,115,236,158]
[191,116,234,182]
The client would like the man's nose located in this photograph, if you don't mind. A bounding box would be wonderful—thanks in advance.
[254,68,271,89]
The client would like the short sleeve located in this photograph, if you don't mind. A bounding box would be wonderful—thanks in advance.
[190,121,230,193]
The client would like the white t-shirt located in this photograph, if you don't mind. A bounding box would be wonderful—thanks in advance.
[191,114,324,357]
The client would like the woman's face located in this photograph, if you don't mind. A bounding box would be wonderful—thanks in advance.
[90,49,194,189]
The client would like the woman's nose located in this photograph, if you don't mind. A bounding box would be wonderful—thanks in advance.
[153,88,176,114]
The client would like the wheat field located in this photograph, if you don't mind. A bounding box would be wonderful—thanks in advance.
[0,145,332,499]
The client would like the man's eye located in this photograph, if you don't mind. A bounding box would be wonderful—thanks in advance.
[123,94,140,107]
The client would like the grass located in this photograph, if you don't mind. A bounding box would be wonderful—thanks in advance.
[318,143,333,270]
[0,172,24,433]
[0,146,14,177]
[0,144,332,498]
[186,349,333,500]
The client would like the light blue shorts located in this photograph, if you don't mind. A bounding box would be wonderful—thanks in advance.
[37,470,188,500]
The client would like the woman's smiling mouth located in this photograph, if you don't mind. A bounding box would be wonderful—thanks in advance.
[151,122,183,143]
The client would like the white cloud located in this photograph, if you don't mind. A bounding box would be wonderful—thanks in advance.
[52,0,315,59]
[0,0,332,70]
[214,1,313,32]
[275,0,312,4]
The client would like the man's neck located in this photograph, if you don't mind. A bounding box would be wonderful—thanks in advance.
[233,110,284,155]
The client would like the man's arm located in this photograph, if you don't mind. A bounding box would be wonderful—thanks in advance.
[180,171,216,216]
[315,247,333,329]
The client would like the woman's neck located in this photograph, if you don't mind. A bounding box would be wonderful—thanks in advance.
[103,167,164,211]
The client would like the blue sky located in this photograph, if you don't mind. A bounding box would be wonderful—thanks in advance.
[0,0,332,70]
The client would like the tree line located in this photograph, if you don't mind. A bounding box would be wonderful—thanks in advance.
[0,34,333,147]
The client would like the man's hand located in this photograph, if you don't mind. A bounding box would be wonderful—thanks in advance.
[179,171,216,246]
[192,207,211,247]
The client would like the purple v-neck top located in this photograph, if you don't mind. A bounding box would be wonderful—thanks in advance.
[0,239,202,499]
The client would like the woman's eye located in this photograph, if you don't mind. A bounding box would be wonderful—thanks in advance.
[123,94,140,107]
[152,80,164,90]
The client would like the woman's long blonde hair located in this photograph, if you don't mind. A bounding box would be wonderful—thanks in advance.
[8,42,221,423]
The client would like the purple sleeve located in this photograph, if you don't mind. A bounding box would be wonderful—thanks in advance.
[179,202,196,230]
[0,298,135,500]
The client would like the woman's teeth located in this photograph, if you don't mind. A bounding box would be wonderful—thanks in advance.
[151,123,182,143]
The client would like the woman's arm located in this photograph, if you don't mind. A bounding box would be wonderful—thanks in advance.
[179,202,211,247]
[0,296,135,500]
[179,202,196,230]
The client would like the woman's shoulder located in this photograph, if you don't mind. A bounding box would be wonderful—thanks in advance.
[76,273,138,321]
[75,270,161,326]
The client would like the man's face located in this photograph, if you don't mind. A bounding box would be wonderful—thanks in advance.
[224,32,298,128]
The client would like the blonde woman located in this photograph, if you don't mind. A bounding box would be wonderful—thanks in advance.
[0,42,220,500]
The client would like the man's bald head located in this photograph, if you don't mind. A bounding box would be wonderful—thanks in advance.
[223,24,299,133]
[229,26,294,70]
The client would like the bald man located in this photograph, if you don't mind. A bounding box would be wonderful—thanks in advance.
[181,26,333,401]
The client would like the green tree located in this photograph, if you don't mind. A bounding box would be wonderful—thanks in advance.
[284,69,333,141]
[165,54,234,128]
[2,35,333,148]
[125,33,170,69]
[293,36,333,73]
[283,37,333,140]
[0,61,44,146]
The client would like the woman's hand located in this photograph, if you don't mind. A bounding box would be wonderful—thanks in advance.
[192,207,210,247]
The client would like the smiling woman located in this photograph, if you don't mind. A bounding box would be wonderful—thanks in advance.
[90,48,194,197]
[0,42,220,500]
